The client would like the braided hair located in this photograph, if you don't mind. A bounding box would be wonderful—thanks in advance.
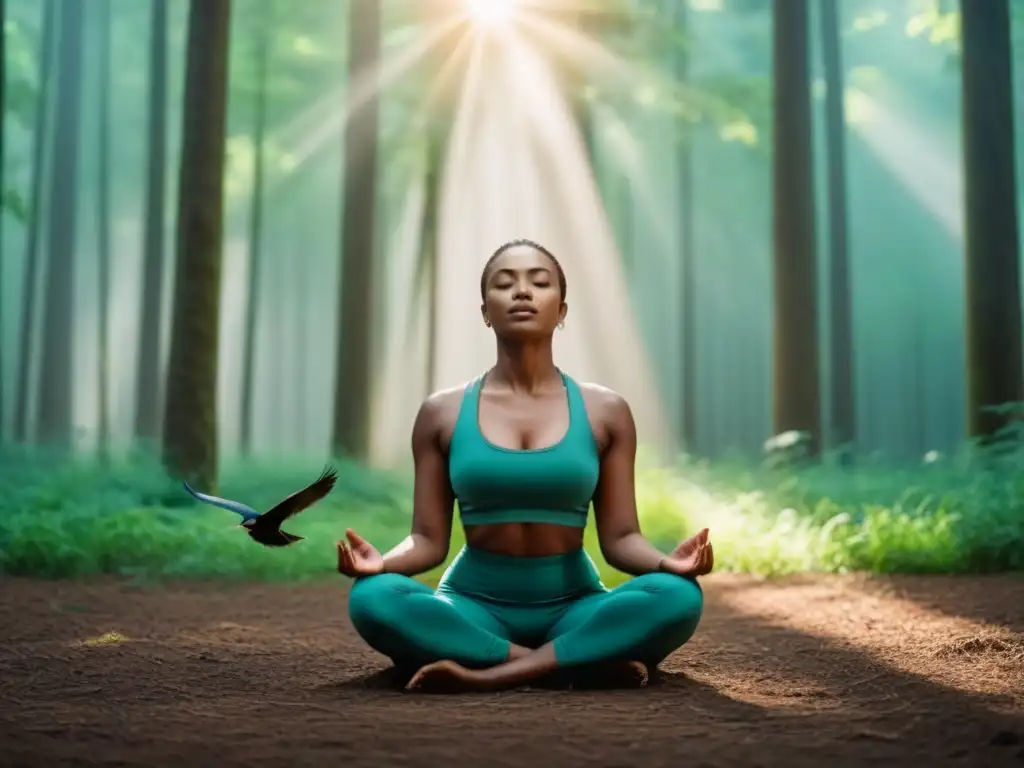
[479,239,567,301]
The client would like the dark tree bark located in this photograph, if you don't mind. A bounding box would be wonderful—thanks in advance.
[959,0,1022,438]
[332,0,382,461]
[770,0,821,450]
[820,0,855,455]
[13,0,55,443]
[134,0,169,445]
[37,0,86,448]
[162,0,232,489]
[0,0,6,440]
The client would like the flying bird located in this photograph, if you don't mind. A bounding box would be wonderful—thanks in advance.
[183,466,338,547]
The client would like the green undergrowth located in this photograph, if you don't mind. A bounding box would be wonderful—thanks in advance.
[0,440,1022,585]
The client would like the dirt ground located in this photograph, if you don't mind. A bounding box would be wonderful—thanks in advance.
[0,574,1022,768]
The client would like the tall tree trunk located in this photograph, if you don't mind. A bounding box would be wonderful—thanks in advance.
[820,0,854,456]
[414,1,458,402]
[96,0,112,458]
[37,0,85,448]
[673,0,697,454]
[271,222,285,441]
[911,294,926,453]
[14,0,56,442]
[239,10,272,455]
[770,0,821,450]
[0,0,6,441]
[565,12,595,159]
[134,0,169,445]
[299,195,313,450]
[959,0,1022,439]
[293,201,307,452]
[422,132,442,398]
[332,0,381,461]
[162,0,232,489]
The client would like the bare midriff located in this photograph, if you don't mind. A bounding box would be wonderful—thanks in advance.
[464,522,586,557]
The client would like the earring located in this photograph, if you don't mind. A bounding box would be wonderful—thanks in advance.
[557,320,565,330]
[484,319,491,327]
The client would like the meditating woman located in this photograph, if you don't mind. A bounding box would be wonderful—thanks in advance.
[337,239,714,692]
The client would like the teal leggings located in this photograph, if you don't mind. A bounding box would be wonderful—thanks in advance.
[348,546,703,669]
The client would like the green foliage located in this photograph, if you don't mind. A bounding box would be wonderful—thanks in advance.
[851,0,1022,65]
[2,436,1021,586]
[0,446,413,582]
[3,14,38,128]
[1,188,28,221]
[902,0,961,71]
[3,13,38,220]
[228,0,348,120]
[674,445,1024,575]
[583,0,771,148]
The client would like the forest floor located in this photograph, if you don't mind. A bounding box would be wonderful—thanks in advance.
[1,574,1022,767]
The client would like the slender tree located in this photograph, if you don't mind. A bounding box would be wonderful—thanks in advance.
[673,0,697,453]
[412,0,461,401]
[95,0,113,457]
[134,0,170,444]
[422,131,442,398]
[162,0,233,488]
[14,0,56,442]
[0,0,7,441]
[819,0,854,455]
[293,198,308,451]
[959,0,1022,439]
[37,0,86,448]
[239,5,273,455]
[770,0,821,450]
[332,0,382,460]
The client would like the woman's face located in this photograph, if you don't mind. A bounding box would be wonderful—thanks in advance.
[481,245,566,338]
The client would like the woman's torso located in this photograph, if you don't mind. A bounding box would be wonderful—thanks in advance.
[438,371,609,557]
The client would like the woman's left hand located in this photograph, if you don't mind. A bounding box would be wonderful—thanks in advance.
[659,528,714,577]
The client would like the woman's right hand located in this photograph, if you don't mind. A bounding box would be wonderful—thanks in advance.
[336,528,385,577]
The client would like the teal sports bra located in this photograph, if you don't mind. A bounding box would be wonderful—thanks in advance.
[448,371,600,529]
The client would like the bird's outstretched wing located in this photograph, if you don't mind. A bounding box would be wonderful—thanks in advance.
[256,466,338,531]
[182,481,261,522]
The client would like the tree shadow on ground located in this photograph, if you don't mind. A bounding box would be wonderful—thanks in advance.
[859,573,1024,631]
[328,580,1024,765]
[687,588,1023,764]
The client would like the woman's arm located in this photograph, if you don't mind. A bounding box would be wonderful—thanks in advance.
[591,394,668,576]
[379,395,455,576]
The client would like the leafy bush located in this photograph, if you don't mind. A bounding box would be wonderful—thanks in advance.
[1,436,1021,585]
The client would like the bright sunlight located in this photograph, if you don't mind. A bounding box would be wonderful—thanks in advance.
[465,0,520,28]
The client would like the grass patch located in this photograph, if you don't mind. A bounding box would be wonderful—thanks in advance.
[0,440,1022,585]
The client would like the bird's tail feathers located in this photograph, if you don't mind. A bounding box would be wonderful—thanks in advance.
[182,481,261,522]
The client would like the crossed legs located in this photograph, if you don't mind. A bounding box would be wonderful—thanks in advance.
[347,570,703,685]
[347,573,513,669]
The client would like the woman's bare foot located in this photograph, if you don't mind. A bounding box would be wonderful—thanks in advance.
[404,644,531,693]
[507,643,531,661]
[405,656,648,693]
[406,660,487,693]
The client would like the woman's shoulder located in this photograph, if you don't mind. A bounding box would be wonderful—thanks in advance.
[572,379,634,425]
[415,379,477,433]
